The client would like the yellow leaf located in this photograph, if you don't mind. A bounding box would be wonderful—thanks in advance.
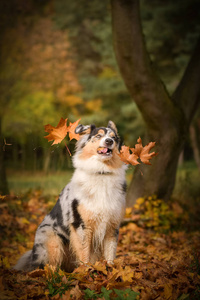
[16,200,22,205]
[163,283,173,299]
[1,256,10,268]
[125,207,132,217]
[18,245,26,254]
[136,197,145,205]
[126,223,141,232]
[21,217,30,225]
[93,261,107,275]
[117,266,133,282]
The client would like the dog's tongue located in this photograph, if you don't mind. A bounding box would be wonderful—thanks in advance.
[101,147,108,153]
[98,147,108,154]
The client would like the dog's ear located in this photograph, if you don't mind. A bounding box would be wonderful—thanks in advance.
[75,124,94,135]
[107,120,118,134]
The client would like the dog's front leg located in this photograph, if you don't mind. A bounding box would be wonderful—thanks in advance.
[81,228,93,263]
[103,229,119,263]
[70,226,92,264]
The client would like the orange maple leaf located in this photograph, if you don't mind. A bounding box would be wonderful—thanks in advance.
[119,145,140,166]
[44,118,68,145]
[119,137,157,166]
[133,137,158,165]
[68,118,81,141]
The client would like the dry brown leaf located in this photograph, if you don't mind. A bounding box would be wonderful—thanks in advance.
[119,137,158,166]
[133,137,158,165]
[92,261,108,275]
[44,118,81,145]
[68,118,81,141]
[28,268,46,278]
[117,265,134,282]
[118,145,139,165]
[70,284,83,300]
[44,118,68,145]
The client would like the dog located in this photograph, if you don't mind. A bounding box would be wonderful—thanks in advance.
[14,121,127,272]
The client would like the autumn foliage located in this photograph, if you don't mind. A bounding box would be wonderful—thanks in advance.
[0,192,200,299]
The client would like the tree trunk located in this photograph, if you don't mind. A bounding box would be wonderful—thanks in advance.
[0,116,9,195]
[111,0,200,205]
[190,125,200,172]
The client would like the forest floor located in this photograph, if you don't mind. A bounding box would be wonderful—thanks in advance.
[0,190,200,300]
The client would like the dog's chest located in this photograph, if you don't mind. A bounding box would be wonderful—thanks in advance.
[72,170,125,215]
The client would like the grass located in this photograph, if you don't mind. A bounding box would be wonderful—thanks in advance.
[173,161,200,202]
[7,168,134,197]
[7,169,73,196]
[7,161,200,200]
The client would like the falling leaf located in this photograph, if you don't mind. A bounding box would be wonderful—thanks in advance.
[68,118,81,141]
[44,118,81,146]
[133,137,158,165]
[44,118,68,145]
[119,137,158,166]
[118,145,139,165]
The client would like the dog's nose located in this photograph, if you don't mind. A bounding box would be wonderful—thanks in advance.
[105,138,114,146]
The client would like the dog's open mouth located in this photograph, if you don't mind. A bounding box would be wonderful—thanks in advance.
[97,147,112,156]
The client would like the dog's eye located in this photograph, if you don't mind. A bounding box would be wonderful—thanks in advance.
[110,135,116,141]
[96,134,102,139]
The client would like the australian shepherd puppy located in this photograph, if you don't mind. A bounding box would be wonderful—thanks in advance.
[14,121,127,272]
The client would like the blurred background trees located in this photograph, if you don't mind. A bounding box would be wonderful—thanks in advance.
[0,0,200,203]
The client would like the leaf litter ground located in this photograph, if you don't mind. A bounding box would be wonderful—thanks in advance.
[0,192,200,300]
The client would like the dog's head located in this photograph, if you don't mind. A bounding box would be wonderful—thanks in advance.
[73,121,123,171]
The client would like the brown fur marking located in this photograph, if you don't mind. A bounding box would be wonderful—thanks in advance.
[105,148,123,169]
[46,233,64,267]
[79,140,101,160]
[70,224,93,263]
[109,132,116,138]
[78,204,96,229]
[98,129,105,135]
[70,226,83,260]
